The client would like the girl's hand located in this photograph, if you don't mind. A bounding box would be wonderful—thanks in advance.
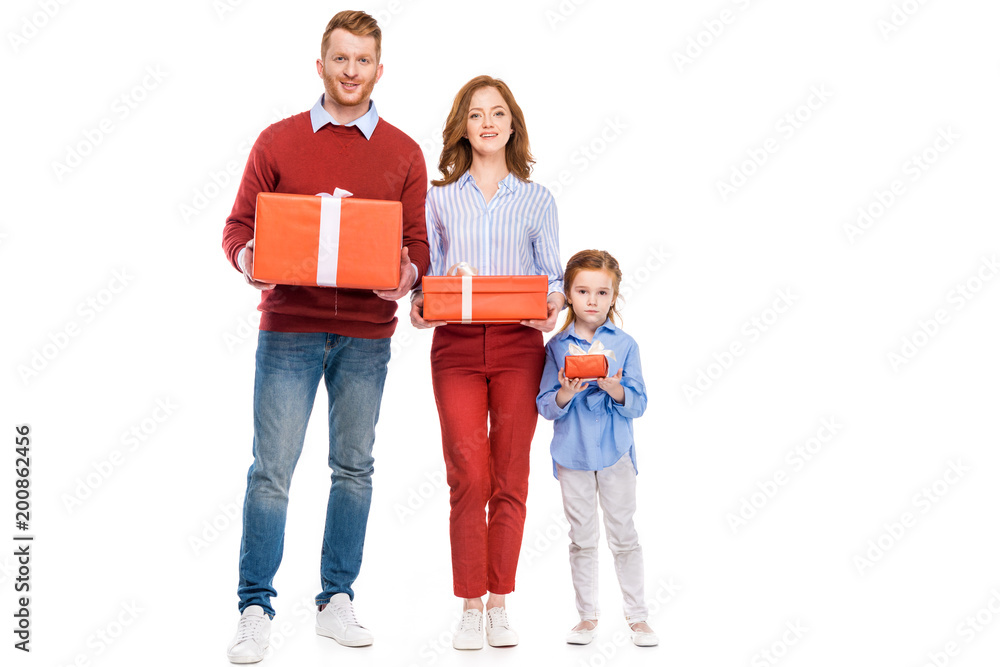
[555,368,589,408]
[596,369,625,405]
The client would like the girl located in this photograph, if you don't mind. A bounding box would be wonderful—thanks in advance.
[536,249,658,647]
[411,75,564,650]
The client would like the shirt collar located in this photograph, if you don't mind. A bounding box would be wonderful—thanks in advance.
[458,170,521,194]
[309,95,379,140]
[558,318,617,344]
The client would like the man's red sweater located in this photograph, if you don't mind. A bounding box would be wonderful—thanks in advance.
[222,111,428,338]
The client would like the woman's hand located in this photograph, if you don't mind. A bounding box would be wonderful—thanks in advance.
[596,368,625,405]
[410,292,446,329]
[521,292,565,332]
[555,368,589,408]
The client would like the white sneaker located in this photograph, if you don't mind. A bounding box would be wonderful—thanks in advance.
[227,605,270,663]
[485,607,518,647]
[452,609,484,650]
[316,593,373,647]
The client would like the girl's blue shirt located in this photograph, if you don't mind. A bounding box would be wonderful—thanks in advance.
[537,319,647,478]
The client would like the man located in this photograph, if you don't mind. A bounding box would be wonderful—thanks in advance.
[221,10,428,663]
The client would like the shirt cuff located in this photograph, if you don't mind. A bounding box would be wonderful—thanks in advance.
[549,392,573,417]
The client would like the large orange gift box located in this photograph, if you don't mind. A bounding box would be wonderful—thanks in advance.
[252,192,401,289]
[421,274,548,323]
[564,354,609,379]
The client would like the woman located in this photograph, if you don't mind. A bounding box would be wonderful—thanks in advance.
[411,75,564,650]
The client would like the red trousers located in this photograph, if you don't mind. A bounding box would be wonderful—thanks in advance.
[430,323,545,598]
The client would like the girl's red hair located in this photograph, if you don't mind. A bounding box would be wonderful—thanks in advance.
[559,249,623,333]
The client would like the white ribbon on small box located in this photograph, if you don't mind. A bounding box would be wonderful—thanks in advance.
[568,340,619,410]
[446,262,478,323]
[315,189,353,287]
[567,339,617,362]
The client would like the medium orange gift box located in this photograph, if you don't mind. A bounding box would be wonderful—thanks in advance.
[564,340,616,379]
[422,263,547,323]
[252,192,402,289]
[564,354,609,379]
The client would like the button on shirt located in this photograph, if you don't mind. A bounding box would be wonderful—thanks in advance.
[537,320,647,478]
[424,171,563,293]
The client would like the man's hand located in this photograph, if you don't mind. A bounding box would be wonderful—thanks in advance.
[555,367,589,408]
[409,292,446,329]
[521,292,565,332]
[374,247,416,301]
[596,368,625,405]
[241,239,276,290]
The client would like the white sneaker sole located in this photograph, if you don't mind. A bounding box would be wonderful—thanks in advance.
[315,625,373,647]
[453,637,484,650]
[486,634,518,647]
[227,645,268,663]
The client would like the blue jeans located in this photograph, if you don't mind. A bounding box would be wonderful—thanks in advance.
[237,330,391,617]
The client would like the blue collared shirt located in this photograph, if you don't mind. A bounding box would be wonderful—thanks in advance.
[537,319,647,477]
[425,171,563,293]
[309,95,379,139]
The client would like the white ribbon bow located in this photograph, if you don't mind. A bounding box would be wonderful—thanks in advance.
[445,262,479,322]
[567,339,617,362]
[446,261,478,277]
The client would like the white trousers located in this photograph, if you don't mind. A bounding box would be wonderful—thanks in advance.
[557,453,648,623]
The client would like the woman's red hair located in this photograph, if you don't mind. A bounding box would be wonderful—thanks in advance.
[432,75,534,186]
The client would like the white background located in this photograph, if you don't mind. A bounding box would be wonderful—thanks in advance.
[3,0,1000,665]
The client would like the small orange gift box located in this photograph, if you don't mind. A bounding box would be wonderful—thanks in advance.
[564,354,609,379]
[563,340,615,379]
[252,192,401,289]
[422,273,548,323]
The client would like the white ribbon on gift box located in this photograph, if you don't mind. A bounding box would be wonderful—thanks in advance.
[446,262,479,324]
[568,340,619,409]
[462,276,473,323]
[315,189,354,287]
[567,339,617,361]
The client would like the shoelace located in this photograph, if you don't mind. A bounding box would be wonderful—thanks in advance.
[487,607,510,629]
[458,610,482,632]
[235,615,265,642]
[330,601,361,627]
